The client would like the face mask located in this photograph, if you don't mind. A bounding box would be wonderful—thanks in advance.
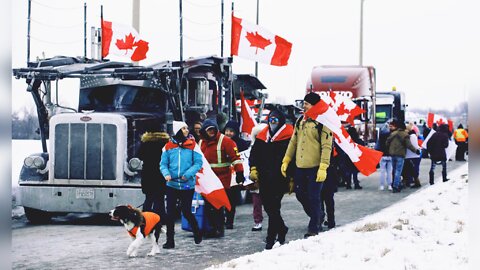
[269,123,279,133]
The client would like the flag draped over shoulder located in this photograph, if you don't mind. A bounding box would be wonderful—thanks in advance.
[239,90,258,136]
[231,15,292,66]
[305,100,382,176]
[102,20,149,61]
[321,92,365,125]
[193,145,231,211]
[427,112,453,132]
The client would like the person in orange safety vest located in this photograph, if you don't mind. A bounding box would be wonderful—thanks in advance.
[453,124,468,161]
[199,118,244,238]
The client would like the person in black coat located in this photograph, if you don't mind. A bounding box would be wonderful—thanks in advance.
[426,124,450,184]
[249,109,293,250]
[137,131,170,220]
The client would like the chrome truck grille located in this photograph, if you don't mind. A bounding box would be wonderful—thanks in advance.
[54,123,117,180]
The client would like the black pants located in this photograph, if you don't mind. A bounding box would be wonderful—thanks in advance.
[225,186,241,226]
[143,193,166,224]
[205,201,225,235]
[260,190,287,243]
[455,142,467,160]
[165,187,198,241]
[321,190,335,225]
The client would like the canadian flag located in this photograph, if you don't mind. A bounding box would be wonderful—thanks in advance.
[194,145,231,211]
[231,15,292,66]
[427,112,453,132]
[305,99,383,176]
[321,91,365,125]
[239,89,258,136]
[102,20,149,61]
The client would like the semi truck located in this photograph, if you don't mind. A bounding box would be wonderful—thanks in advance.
[13,55,254,223]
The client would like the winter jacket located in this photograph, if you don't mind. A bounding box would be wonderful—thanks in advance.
[284,117,333,169]
[405,132,421,159]
[249,124,293,194]
[453,128,468,143]
[375,125,391,156]
[137,132,169,195]
[160,138,203,190]
[427,126,449,162]
[386,128,417,157]
[224,120,251,152]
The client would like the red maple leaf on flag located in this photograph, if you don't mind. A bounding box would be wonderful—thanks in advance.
[115,33,136,52]
[245,31,272,54]
[337,102,351,116]
[131,39,149,61]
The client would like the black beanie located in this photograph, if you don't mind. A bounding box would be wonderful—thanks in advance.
[304,92,320,105]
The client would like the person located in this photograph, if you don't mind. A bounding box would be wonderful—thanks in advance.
[321,143,339,229]
[191,121,203,143]
[386,119,421,193]
[427,123,450,184]
[222,120,251,229]
[375,123,393,191]
[249,109,293,249]
[453,124,468,161]
[339,126,363,190]
[248,123,268,232]
[137,130,169,221]
[160,121,203,248]
[281,92,333,238]
[199,118,244,238]
[404,123,422,188]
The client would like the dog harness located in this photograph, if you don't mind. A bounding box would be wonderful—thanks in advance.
[128,212,160,238]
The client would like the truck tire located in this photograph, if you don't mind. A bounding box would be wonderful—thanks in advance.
[24,207,52,224]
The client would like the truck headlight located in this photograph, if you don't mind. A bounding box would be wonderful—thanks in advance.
[24,155,45,169]
[128,158,142,171]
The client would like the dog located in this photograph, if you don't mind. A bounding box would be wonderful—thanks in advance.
[109,205,162,257]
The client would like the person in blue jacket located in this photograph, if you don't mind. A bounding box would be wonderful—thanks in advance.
[160,121,203,249]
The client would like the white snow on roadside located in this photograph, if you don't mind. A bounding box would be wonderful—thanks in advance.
[209,164,469,270]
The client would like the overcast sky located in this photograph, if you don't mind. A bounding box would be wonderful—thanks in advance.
[11,0,480,113]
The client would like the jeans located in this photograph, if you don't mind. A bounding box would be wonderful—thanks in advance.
[379,156,392,187]
[294,167,323,234]
[391,156,405,190]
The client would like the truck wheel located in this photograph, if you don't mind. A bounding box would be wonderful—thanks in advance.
[24,207,52,224]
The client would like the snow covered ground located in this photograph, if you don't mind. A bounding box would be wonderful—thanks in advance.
[209,164,469,270]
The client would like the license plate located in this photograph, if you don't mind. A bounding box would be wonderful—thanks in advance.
[76,188,94,199]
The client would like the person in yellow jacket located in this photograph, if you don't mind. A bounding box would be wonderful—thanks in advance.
[453,124,468,161]
[281,92,333,238]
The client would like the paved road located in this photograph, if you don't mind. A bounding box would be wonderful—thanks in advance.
[11,159,467,270]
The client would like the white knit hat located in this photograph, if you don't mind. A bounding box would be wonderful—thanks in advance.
[172,121,188,135]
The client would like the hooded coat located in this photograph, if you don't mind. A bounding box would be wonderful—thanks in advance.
[137,132,170,195]
[223,120,251,152]
[427,124,450,161]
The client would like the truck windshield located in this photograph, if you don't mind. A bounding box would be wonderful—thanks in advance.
[376,105,392,124]
[79,84,167,112]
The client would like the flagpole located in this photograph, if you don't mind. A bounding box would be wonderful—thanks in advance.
[221,0,224,57]
[84,2,87,59]
[100,5,103,61]
[255,0,259,77]
[179,0,183,63]
[27,0,31,64]
[132,0,140,65]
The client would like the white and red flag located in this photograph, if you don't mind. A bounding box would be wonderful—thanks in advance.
[305,100,383,176]
[321,91,365,125]
[102,20,149,61]
[194,145,231,211]
[239,90,258,136]
[231,15,292,66]
[427,112,453,132]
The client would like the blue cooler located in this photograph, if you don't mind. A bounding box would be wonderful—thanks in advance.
[181,192,212,232]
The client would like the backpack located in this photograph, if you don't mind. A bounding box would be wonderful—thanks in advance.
[295,115,326,140]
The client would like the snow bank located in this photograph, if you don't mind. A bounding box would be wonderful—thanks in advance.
[209,164,469,270]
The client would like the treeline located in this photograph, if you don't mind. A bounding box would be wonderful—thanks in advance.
[409,101,468,119]
[12,108,41,140]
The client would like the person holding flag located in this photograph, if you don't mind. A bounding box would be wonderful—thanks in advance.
[249,109,293,249]
[199,119,244,238]
[281,92,333,238]
[160,121,203,249]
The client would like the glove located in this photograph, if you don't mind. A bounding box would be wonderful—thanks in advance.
[281,156,291,178]
[249,166,259,182]
[316,163,329,182]
[236,172,245,184]
[288,178,295,195]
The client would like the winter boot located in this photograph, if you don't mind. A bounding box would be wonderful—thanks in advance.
[429,171,435,185]
[411,177,421,188]
[163,225,175,249]
[192,223,203,244]
[442,171,449,182]
[277,226,289,245]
